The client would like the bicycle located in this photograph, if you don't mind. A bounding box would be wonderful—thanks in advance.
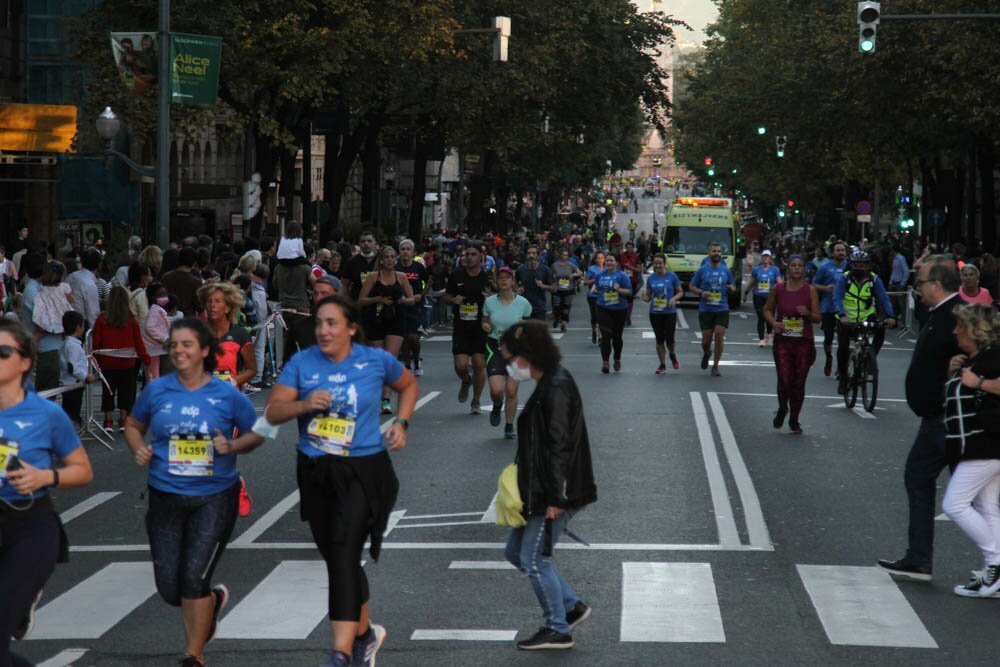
[843,319,881,412]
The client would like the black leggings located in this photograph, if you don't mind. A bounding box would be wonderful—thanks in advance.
[587,297,599,328]
[649,313,677,347]
[598,307,627,361]
[101,363,139,413]
[753,294,773,339]
[146,481,240,605]
[552,292,574,323]
[303,473,371,621]
[0,513,60,667]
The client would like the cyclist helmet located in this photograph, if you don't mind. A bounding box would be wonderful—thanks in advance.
[850,250,870,263]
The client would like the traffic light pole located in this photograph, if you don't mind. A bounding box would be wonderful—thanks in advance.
[156,0,170,250]
[879,14,1000,21]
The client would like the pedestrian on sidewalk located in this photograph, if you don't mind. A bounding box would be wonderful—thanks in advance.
[500,320,597,650]
[878,255,961,582]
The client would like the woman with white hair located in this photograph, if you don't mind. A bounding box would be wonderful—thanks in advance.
[229,251,262,282]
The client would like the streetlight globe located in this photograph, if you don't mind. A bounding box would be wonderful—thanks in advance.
[95,107,121,142]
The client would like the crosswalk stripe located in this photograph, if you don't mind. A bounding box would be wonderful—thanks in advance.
[411,629,516,641]
[59,491,121,524]
[620,562,725,643]
[37,649,89,667]
[797,565,937,648]
[30,562,156,639]
[217,560,328,639]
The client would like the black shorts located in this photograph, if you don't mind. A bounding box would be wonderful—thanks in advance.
[821,312,838,344]
[452,323,487,357]
[401,305,422,336]
[698,310,730,331]
[649,313,677,346]
[365,311,405,341]
[485,338,507,377]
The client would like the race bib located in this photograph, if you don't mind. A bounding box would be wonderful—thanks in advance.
[360,271,370,284]
[558,278,571,290]
[0,438,19,483]
[706,291,722,306]
[214,370,235,386]
[307,415,357,456]
[653,297,668,310]
[603,291,620,305]
[782,317,804,337]
[168,434,214,477]
[758,280,770,294]
[459,303,479,321]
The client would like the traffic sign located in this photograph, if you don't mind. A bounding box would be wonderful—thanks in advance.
[855,199,872,215]
[928,209,946,228]
[857,214,872,223]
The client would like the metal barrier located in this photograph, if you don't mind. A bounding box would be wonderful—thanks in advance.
[885,288,916,338]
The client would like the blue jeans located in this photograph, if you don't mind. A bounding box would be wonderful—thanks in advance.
[505,512,580,634]
[903,416,948,568]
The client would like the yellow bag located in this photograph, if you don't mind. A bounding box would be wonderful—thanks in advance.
[495,463,526,527]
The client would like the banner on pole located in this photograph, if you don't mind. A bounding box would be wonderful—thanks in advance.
[169,33,222,106]
[110,32,158,95]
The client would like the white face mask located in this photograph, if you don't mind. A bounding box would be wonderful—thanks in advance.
[506,360,532,382]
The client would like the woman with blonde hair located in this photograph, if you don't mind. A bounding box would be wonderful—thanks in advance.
[138,245,163,279]
[228,251,261,282]
[93,285,151,431]
[196,281,256,389]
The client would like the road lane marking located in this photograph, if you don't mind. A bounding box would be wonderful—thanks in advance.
[217,561,328,639]
[852,407,876,419]
[70,541,767,553]
[797,565,937,648]
[30,563,156,639]
[707,393,772,550]
[690,392,740,548]
[677,309,689,329]
[449,561,516,569]
[716,391,906,402]
[620,562,725,643]
[59,491,120,524]
[412,630,517,641]
[38,649,89,667]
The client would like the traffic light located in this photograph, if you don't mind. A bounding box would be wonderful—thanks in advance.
[757,126,766,136]
[493,16,511,62]
[899,218,915,230]
[857,2,880,54]
[707,167,715,176]
[777,206,786,218]
[787,200,795,208]
[704,157,712,166]
[776,136,787,158]
[242,173,261,219]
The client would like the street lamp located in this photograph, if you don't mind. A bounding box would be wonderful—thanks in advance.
[95,107,155,177]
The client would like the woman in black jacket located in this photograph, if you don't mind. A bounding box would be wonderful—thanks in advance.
[499,320,597,651]
[941,303,1000,597]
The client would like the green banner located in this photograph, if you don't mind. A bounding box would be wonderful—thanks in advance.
[169,33,222,107]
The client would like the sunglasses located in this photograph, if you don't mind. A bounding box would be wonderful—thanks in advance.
[0,345,24,359]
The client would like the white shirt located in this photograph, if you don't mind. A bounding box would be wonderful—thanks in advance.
[59,336,88,387]
[66,269,100,327]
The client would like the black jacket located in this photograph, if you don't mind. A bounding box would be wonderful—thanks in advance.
[906,293,961,418]
[944,347,1000,462]
[515,365,597,516]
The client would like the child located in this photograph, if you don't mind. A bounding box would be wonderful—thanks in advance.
[32,260,73,336]
[164,294,183,322]
[276,220,308,266]
[59,310,91,427]
[142,282,169,380]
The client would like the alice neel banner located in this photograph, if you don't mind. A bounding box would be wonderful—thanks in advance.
[169,33,222,106]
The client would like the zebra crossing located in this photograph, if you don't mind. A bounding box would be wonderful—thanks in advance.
[27,559,940,650]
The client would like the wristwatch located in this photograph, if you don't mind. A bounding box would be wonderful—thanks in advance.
[393,417,409,430]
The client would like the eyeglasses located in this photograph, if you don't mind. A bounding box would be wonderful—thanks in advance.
[0,345,24,359]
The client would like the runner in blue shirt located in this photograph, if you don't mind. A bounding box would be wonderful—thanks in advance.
[582,251,606,345]
[266,294,418,667]
[643,253,684,374]
[689,242,736,376]
[743,250,783,347]
[125,317,264,667]
[811,241,849,377]
[0,320,93,661]
[592,255,633,373]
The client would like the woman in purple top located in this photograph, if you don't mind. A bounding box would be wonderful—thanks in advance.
[764,255,820,434]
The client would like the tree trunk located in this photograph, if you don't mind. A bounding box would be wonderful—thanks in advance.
[321,125,366,245]
[408,140,430,241]
[977,136,996,253]
[360,125,381,225]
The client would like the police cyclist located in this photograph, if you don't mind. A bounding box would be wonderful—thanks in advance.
[834,250,896,394]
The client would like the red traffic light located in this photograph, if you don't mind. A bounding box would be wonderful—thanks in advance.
[787,200,795,207]
[704,157,713,166]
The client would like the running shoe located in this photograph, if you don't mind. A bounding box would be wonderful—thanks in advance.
[953,571,1000,598]
[458,380,471,403]
[11,588,42,640]
[243,384,262,395]
[711,366,721,377]
[591,330,597,344]
[758,339,766,348]
[516,626,573,650]
[351,623,387,666]
[205,584,229,644]
[317,650,351,667]
[824,356,832,377]
[789,421,803,435]
[470,400,482,415]
[671,356,680,370]
[601,362,610,374]
[118,418,127,433]
[490,403,503,427]
[180,656,206,667]
[566,601,592,630]
[560,323,567,333]
[381,398,392,415]
[613,359,621,373]
[552,320,560,329]
[238,476,252,517]
[412,358,423,377]
[504,424,516,439]
[103,418,113,431]
[773,408,787,429]
[655,364,667,375]
[701,352,710,370]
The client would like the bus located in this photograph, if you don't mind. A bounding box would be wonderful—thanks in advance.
[663,197,742,307]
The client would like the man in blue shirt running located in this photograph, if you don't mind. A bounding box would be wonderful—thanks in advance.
[812,241,849,377]
[689,242,736,376]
